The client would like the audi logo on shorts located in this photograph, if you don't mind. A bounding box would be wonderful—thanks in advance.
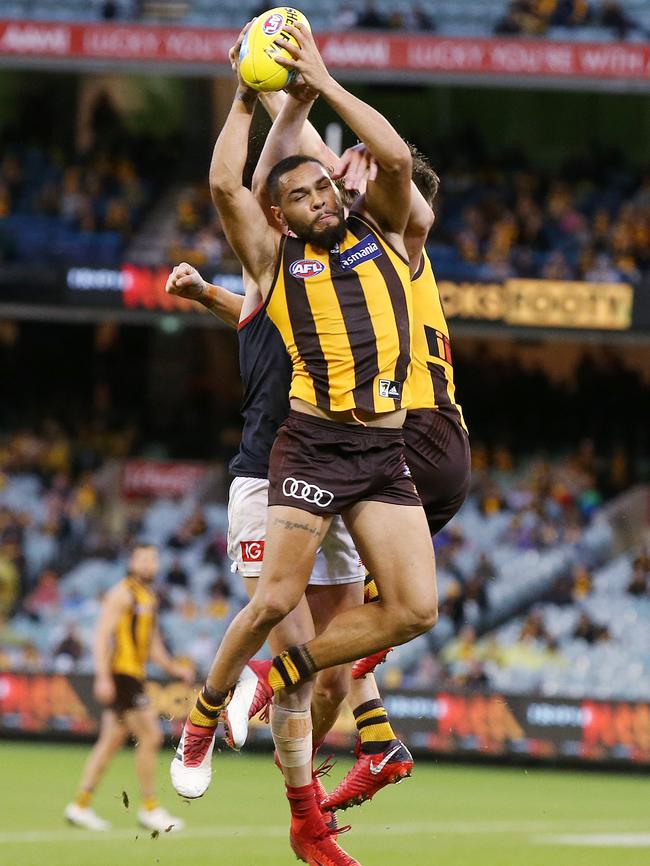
[282,477,334,508]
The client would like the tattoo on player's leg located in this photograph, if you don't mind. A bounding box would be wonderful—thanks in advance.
[273,518,321,536]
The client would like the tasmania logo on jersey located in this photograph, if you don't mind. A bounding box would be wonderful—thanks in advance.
[290,259,326,279]
[379,379,402,399]
[339,234,382,271]
[241,540,265,562]
[262,13,284,35]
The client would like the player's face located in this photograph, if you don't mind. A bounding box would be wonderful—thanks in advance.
[276,163,346,250]
[129,547,159,582]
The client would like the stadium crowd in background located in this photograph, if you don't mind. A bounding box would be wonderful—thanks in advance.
[0,414,630,685]
[495,0,648,39]
[163,144,650,283]
[428,141,650,284]
[167,185,241,272]
[3,120,649,285]
[0,145,151,266]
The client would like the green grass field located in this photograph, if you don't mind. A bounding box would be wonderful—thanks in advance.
[1,741,648,866]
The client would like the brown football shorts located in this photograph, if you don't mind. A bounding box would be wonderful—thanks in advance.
[111,674,149,715]
[268,410,421,516]
[403,408,471,535]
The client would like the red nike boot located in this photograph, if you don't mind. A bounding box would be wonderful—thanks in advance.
[321,740,413,812]
[351,649,393,680]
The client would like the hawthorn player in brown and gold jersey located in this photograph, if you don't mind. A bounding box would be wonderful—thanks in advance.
[65,544,192,834]
[267,210,412,415]
[173,23,438,863]
[403,208,470,536]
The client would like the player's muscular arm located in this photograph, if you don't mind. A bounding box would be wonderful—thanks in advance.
[253,88,339,217]
[165,263,243,328]
[404,184,435,271]
[93,585,130,704]
[258,89,337,170]
[209,89,278,292]
[335,144,434,273]
[276,24,411,237]
[210,29,278,295]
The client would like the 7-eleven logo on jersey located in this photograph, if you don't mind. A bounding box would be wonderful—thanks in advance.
[241,540,265,562]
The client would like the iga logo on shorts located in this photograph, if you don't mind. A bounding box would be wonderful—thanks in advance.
[241,540,265,562]
[262,13,285,35]
[289,259,326,279]
[282,477,334,508]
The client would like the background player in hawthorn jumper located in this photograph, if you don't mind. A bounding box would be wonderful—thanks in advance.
[64,543,193,833]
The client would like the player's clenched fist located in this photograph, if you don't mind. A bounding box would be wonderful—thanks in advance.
[165,262,206,302]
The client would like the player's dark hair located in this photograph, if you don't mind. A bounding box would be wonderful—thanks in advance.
[266,155,326,205]
[408,143,440,207]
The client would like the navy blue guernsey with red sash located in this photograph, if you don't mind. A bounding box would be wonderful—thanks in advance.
[228,302,292,479]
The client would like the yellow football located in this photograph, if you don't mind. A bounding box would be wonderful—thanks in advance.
[239,7,311,93]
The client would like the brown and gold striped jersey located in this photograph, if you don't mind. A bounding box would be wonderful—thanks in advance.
[409,250,467,431]
[110,577,157,680]
[266,213,413,414]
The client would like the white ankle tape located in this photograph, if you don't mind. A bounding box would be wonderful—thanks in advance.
[271,705,312,769]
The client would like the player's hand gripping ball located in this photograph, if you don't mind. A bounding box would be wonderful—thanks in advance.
[239,7,311,92]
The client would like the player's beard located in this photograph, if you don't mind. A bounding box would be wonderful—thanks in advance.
[291,209,346,252]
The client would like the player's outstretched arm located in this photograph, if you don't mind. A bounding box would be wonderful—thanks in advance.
[210,27,279,295]
[165,263,244,329]
[275,23,412,238]
[253,86,338,217]
[258,88,338,172]
[334,144,434,272]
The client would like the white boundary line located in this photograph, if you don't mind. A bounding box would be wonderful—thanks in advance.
[0,820,646,845]
[534,833,650,848]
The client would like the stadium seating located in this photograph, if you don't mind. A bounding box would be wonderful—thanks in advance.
[7,0,650,41]
[4,424,643,706]
[0,148,153,267]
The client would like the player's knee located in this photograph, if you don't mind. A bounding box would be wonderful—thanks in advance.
[407,600,439,636]
[394,599,438,641]
[249,591,296,629]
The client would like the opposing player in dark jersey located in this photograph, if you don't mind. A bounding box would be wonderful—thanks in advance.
[64,543,192,833]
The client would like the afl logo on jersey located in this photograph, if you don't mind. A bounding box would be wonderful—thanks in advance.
[289,259,326,279]
[262,13,284,35]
